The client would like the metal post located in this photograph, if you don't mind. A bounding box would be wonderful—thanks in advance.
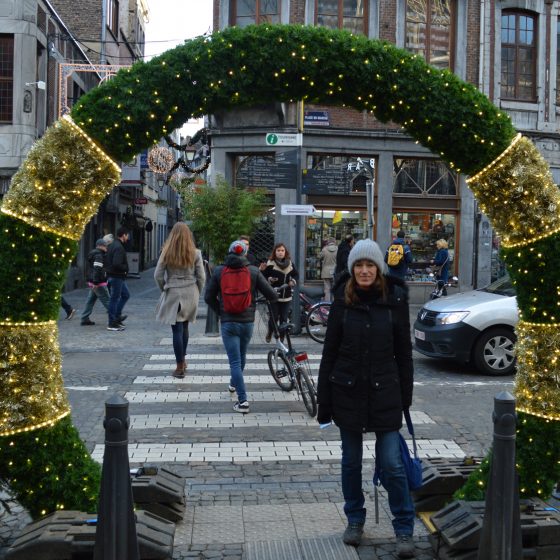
[94,394,140,560]
[204,260,220,336]
[291,102,304,334]
[477,391,522,560]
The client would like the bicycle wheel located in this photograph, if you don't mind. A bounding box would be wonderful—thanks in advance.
[305,302,331,343]
[296,366,317,417]
[267,349,295,391]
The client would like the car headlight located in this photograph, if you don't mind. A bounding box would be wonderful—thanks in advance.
[435,311,470,325]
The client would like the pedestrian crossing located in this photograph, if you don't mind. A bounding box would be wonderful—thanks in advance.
[92,347,466,464]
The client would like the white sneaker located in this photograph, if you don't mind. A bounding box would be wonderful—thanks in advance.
[228,385,236,393]
[233,401,249,414]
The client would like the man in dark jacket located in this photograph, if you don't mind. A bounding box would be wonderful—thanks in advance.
[80,238,110,326]
[105,226,130,331]
[384,230,413,280]
[205,240,277,413]
[334,234,355,279]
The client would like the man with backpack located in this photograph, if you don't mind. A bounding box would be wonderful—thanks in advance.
[385,230,413,280]
[205,240,277,413]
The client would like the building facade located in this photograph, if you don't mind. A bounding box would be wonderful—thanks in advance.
[210,0,560,299]
[1,0,179,289]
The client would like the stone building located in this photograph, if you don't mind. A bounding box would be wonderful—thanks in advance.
[0,0,178,287]
[210,0,560,299]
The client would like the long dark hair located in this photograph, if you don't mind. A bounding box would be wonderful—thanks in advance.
[269,243,291,261]
[344,267,387,305]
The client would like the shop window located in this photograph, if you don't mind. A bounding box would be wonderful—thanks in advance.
[406,0,455,70]
[501,10,536,101]
[0,34,14,124]
[393,158,457,196]
[391,212,456,282]
[231,0,280,27]
[305,210,367,281]
[316,0,367,35]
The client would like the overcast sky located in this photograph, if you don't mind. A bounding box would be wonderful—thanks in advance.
[144,0,213,133]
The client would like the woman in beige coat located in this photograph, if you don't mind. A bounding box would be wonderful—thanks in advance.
[155,222,205,378]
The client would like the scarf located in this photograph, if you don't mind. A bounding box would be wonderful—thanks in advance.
[274,258,291,270]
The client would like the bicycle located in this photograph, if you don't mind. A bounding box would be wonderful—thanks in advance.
[304,300,331,343]
[298,285,331,344]
[428,272,459,300]
[257,293,318,417]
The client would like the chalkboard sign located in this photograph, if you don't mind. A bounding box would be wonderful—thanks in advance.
[236,150,298,189]
[302,166,351,195]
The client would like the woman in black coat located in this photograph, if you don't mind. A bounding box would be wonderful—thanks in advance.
[317,239,415,558]
[261,243,298,342]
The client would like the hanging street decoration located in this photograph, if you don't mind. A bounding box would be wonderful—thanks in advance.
[147,146,174,174]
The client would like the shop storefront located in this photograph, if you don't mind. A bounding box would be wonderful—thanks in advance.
[391,211,457,282]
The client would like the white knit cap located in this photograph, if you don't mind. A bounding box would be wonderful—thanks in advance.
[347,239,386,274]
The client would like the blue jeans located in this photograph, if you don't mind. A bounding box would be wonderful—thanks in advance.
[108,277,130,324]
[171,321,189,364]
[81,285,110,321]
[221,321,254,403]
[340,428,415,536]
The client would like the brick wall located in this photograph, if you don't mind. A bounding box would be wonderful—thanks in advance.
[50,0,102,46]
[465,1,480,86]
[379,0,397,43]
[290,0,305,24]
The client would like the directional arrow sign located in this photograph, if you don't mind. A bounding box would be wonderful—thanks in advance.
[280,204,316,216]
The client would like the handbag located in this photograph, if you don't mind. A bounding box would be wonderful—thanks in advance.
[373,409,423,493]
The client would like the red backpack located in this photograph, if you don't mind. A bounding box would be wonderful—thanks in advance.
[220,266,252,314]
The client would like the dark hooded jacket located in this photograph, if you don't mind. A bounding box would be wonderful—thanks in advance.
[317,272,414,433]
[204,254,277,323]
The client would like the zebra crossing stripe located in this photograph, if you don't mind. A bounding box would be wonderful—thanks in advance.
[149,353,322,361]
[134,375,294,385]
[90,438,464,464]
[124,390,302,403]
[130,411,435,429]
[143,363,279,371]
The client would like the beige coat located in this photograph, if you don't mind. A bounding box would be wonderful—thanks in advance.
[154,249,206,325]
[319,243,338,279]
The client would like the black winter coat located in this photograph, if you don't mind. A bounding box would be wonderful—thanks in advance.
[105,239,128,278]
[204,254,278,323]
[317,274,414,433]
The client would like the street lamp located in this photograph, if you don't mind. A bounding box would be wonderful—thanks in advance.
[156,177,166,190]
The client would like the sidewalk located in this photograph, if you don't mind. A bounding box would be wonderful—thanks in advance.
[1,269,436,560]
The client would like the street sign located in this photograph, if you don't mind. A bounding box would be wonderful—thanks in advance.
[265,133,302,146]
[280,204,316,216]
[134,197,148,205]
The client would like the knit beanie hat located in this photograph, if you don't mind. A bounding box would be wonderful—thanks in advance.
[347,239,386,274]
[228,240,248,256]
[95,238,108,247]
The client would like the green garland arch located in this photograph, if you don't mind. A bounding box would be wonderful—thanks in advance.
[1,24,559,516]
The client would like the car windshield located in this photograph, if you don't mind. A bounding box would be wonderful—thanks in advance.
[480,275,516,297]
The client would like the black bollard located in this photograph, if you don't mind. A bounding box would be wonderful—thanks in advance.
[477,391,522,560]
[204,260,220,336]
[94,394,140,560]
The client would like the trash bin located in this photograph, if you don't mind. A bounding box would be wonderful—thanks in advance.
[127,252,140,278]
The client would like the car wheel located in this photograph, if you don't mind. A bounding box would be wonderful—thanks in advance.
[473,327,516,376]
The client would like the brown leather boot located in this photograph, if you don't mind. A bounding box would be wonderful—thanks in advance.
[173,362,185,378]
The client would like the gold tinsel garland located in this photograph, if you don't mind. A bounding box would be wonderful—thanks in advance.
[467,134,560,247]
[515,320,560,420]
[1,116,121,240]
[0,323,70,436]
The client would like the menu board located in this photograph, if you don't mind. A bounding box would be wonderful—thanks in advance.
[302,166,351,195]
[236,150,298,189]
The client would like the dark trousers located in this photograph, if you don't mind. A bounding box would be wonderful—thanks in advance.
[268,300,291,336]
[171,321,189,364]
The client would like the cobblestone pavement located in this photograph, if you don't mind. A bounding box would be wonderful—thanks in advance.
[0,270,516,560]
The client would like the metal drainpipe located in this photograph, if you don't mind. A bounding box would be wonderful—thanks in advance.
[100,0,107,64]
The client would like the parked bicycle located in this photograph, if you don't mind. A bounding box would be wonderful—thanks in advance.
[257,292,317,417]
[299,285,331,344]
